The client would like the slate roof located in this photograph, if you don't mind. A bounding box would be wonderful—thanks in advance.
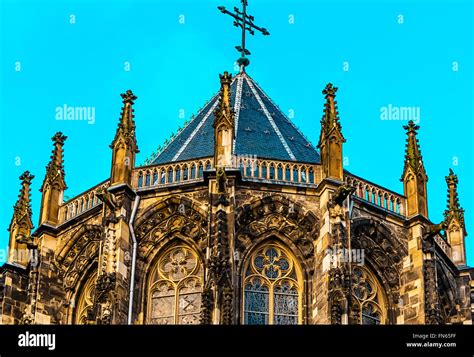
[151,72,320,165]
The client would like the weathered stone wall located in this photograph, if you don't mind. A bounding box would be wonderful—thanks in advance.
[1,179,471,325]
[0,265,29,324]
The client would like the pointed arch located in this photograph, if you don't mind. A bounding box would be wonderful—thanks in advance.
[242,239,303,325]
[146,242,204,324]
[350,218,407,324]
[73,266,97,324]
[351,264,388,324]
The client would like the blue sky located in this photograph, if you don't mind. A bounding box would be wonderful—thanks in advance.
[0,0,472,264]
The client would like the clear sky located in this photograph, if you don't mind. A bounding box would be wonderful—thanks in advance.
[0,0,472,265]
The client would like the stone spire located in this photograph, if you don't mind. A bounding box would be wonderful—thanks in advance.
[400,120,428,217]
[8,171,34,266]
[110,89,139,187]
[401,120,427,179]
[444,169,464,226]
[443,169,467,265]
[39,132,67,226]
[213,72,235,168]
[318,83,345,181]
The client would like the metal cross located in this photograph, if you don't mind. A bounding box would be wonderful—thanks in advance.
[218,0,270,69]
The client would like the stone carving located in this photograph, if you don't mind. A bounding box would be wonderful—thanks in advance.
[235,195,319,268]
[332,185,355,207]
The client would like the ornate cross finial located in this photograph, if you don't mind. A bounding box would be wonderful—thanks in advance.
[52,132,67,146]
[19,171,34,185]
[322,83,338,97]
[121,89,137,104]
[403,120,420,135]
[218,0,270,70]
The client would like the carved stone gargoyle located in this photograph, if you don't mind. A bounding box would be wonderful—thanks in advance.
[96,187,117,212]
[97,187,119,225]
[16,233,37,250]
[332,184,356,206]
[424,221,447,239]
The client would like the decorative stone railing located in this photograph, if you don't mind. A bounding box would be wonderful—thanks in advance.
[434,235,452,258]
[61,158,407,223]
[345,174,406,216]
[237,157,320,185]
[134,158,213,189]
[60,180,109,222]
[134,157,321,189]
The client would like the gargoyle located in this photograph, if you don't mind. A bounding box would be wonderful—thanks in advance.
[96,187,117,211]
[16,233,37,249]
[332,185,356,206]
[424,221,447,239]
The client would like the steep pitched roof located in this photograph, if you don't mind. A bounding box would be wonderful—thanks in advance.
[151,72,320,165]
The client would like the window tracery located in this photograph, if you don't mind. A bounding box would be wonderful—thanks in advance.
[351,266,386,325]
[75,272,96,324]
[243,242,302,325]
[147,244,203,325]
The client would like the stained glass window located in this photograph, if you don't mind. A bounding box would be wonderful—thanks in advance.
[148,244,203,325]
[243,243,302,325]
[351,266,386,325]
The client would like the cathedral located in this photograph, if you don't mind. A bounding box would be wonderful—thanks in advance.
[1,4,473,326]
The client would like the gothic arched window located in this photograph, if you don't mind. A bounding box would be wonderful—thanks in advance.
[245,162,252,177]
[309,167,314,183]
[147,244,203,325]
[242,242,303,325]
[351,266,387,325]
[277,165,283,180]
[75,271,97,324]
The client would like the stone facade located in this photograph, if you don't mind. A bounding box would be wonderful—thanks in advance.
[1,72,472,325]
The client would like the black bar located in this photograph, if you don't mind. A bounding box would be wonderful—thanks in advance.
[0,325,473,356]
